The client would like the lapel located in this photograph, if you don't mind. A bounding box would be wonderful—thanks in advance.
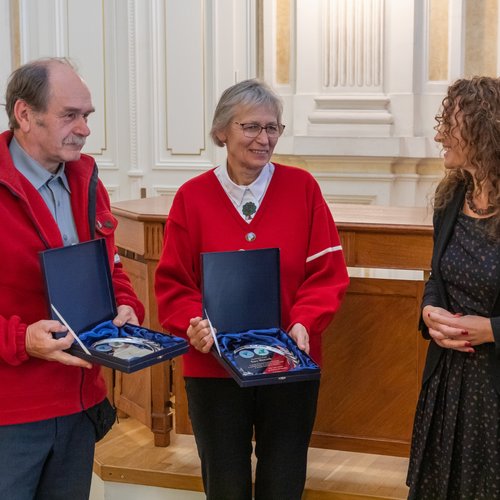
[432,184,466,308]
[433,185,465,263]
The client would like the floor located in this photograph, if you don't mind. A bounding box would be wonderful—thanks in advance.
[93,417,410,499]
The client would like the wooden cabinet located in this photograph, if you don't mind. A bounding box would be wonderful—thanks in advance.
[111,197,433,455]
[111,196,175,447]
[311,204,432,456]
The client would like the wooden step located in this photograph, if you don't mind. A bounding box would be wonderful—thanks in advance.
[94,417,409,499]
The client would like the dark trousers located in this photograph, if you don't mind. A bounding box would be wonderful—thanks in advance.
[185,377,320,500]
[0,411,96,500]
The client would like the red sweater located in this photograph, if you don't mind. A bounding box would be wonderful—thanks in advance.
[0,131,144,425]
[155,163,349,378]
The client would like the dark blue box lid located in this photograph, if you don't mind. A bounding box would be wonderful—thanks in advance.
[40,239,116,333]
[201,248,281,333]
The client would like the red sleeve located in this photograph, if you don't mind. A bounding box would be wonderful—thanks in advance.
[287,188,349,338]
[0,317,29,366]
[154,191,202,337]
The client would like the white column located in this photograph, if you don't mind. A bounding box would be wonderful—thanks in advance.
[308,0,392,137]
[324,0,384,89]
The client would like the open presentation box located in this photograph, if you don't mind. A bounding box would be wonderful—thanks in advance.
[40,238,188,373]
[201,248,320,387]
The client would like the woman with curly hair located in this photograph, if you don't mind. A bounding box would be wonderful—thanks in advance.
[407,76,500,499]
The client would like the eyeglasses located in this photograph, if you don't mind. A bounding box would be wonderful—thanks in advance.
[234,122,285,138]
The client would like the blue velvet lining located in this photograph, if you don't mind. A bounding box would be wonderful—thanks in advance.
[78,320,185,349]
[217,328,319,372]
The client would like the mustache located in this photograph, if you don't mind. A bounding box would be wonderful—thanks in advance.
[63,135,86,147]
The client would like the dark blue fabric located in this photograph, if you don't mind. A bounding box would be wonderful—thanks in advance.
[217,328,319,372]
[78,320,185,349]
[0,411,95,500]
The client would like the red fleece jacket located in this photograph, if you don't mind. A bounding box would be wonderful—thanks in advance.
[155,164,349,378]
[0,130,144,425]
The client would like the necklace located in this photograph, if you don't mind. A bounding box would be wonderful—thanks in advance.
[465,183,495,216]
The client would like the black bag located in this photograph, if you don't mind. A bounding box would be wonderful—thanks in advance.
[84,397,117,442]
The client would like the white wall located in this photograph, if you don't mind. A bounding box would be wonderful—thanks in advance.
[1,0,494,206]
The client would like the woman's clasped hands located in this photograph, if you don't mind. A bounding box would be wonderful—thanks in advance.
[423,305,494,353]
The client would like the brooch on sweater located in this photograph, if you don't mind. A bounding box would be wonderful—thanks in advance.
[242,201,257,220]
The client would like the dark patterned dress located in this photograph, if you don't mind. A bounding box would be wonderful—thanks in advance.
[407,212,500,499]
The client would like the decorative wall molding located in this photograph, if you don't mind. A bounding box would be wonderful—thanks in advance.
[127,0,138,170]
[151,186,181,197]
[152,159,214,171]
[308,95,393,137]
[323,0,384,89]
[272,153,442,207]
[66,0,109,160]
[323,194,377,205]
[164,0,205,155]
[0,0,493,207]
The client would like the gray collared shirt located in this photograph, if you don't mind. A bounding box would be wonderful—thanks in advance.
[9,137,79,246]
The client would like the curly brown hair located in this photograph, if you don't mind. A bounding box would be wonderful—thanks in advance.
[434,77,500,240]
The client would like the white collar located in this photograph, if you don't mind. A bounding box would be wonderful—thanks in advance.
[215,162,274,207]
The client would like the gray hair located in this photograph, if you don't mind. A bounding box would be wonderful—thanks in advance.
[5,57,77,130]
[210,79,283,147]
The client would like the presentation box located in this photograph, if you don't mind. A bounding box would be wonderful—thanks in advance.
[40,239,188,373]
[201,248,320,387]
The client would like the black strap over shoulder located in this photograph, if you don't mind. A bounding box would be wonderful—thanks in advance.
[88,164,98,239]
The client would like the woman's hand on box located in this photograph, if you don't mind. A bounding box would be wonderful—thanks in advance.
[288,323,310,354]
[187,317,214,353]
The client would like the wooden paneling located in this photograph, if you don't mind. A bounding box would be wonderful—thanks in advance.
[173,358,193,435]
[110,203,174,447]
[114,218,146,256]
[311,278,428,456]
[340,231,433,270]
[112,256,152,431]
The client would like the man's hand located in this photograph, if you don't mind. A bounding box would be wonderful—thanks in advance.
[113,305,139,327]
[25,320,92,368]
